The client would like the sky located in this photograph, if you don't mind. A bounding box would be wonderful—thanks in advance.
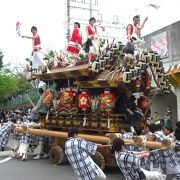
[0,0,180,68]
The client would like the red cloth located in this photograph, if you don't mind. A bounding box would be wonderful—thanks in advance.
[86,25,97,37]
[67,28,82,54]
[33,34,41,52]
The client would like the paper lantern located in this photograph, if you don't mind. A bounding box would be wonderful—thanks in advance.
[100,89,115,128]
[100,90,115,109]
[78,91,91,109]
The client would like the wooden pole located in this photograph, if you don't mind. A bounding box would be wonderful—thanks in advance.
[25,94,35,107]
[15,127,165,149]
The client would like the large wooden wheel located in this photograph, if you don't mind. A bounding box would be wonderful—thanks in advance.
[49,146,64,165]
[91,151,105,170]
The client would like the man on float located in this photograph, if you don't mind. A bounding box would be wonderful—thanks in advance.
[117,89,143,126]
[123,15,148,70]
[22,26,49,74]
[67,22,82,67]
[84,17,99,64]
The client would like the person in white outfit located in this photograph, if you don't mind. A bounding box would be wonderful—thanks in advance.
[22,26,49,74]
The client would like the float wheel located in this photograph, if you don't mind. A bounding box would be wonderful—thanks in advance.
[49,146,64,165]
[91,151,105,170]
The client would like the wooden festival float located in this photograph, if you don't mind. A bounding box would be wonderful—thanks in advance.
[17,40,175,169]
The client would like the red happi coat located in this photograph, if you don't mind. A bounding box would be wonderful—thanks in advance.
[67,28,82,54]
[86,25,97,38]
[32,33,41,52]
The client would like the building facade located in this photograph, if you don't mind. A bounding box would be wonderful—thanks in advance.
[143,20,180,123]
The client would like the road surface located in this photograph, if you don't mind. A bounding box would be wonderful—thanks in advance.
[0,151,124,180]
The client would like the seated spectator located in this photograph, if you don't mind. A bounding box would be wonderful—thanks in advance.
[116,89,143,125]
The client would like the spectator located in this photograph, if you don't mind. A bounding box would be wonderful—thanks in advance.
[166,106,172,117]
[163,110,172,129]
[150,112,161,125]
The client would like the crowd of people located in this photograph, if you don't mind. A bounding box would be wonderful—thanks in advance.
[0,108,52,160]
[64,121,180,180]
[0,104,180,179]
[149,106,173,129]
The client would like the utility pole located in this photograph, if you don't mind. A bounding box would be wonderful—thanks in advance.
[65,0,99,47]
[66,0,71,43]
[65,0,125,46]
[90,0,92,18]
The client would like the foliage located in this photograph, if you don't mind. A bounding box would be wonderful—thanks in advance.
[0,75,18,101]
[0,71,32,101]
[47,50,55,58]
[0,51,32,104]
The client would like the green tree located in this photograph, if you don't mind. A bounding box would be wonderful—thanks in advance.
[0,75,18,101]
[0,72,32,101]
[16,74,32,94]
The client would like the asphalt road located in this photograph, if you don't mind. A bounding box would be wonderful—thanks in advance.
[0,152,124,180]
